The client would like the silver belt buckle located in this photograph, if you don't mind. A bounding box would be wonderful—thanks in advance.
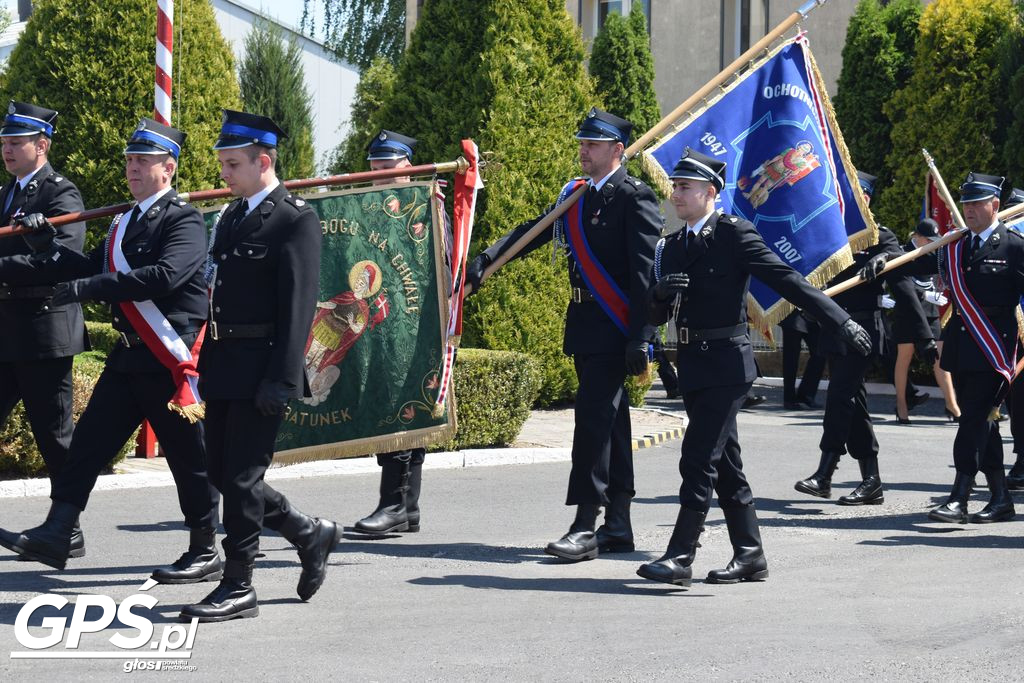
[209,321,219,340]
[571,288,582,303]
[678,327,689,345]
[119,331,131,347]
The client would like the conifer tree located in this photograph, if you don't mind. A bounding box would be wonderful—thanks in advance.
[998,1,1024,189]
[239,21,316,179]
[369,0,600,404]
[588,4,661,193]
[327,55,397,174]
[0,0,240,219]
[302,0,406,69]
[876,0,1017,234]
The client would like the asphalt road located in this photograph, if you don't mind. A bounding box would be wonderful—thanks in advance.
[1,388,1022,681]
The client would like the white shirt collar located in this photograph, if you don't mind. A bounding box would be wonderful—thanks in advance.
[687,209,719,235]
[17,165,44,190]
[973,220,999,244]
[588,167,618,192]
[244,179,280,215]
[135,186,173,215]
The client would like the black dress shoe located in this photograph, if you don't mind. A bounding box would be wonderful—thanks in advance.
[296,519,341,601]
[180,577,259,623]
[706,506,768,583]
[151,528,223,584]
[742,393,767,409]
[928,500,969,523]
[706,555,768,583]
[636,557,692,586]
[969,501,1015,523]
[545,531,598,561]
[794,452,841,498]
[17,526,84,562]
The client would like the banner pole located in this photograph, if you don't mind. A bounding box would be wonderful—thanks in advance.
[469,0,833,293]
[0,157,471,240]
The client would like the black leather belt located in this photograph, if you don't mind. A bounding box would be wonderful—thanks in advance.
[677,323,747,345]
[118,327,201,348]
[570,287,596,303]
[0,285,55,300]
[208,321,275,340]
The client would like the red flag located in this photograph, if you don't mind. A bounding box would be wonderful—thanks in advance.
[924,174,955,235]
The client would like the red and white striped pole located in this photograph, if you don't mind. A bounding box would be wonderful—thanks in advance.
[154,0,173,125]
[137,0,174,458]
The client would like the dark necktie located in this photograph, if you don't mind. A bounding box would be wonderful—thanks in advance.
[685,229,696,252]
[126,205,141,229]
[969,234,981,257]
[4,182,21,217]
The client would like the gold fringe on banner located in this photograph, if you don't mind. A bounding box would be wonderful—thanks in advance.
[638,37,874,332]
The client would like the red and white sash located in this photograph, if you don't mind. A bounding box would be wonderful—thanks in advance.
[105,210,206,422]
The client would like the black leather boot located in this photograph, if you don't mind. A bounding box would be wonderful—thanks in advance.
[636,508,706,587]
[794,451,841,498]
[1007,454,1024,491]
[19,515,84,562]
[596,492,634,553]
[151,528,224,584]
[970,470,1016,523]
[837,456,884,505]
[0,500,79,569]
[928,473,973,523]
[278,506,341,601]
[706,506,769,583]
[353,458,411,535]
[406,456,423,532]
[545,504,600,561]
[179,560,258,623]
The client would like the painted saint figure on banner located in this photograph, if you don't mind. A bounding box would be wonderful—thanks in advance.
[302,260,391,406]
[738,141,821,209]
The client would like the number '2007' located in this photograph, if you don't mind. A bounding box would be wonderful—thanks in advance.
[773,236,803,264]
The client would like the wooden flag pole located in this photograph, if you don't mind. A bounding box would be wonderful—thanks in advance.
[469,0,833,293]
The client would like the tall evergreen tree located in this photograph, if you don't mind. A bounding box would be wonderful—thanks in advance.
[998,1,1024,189]
[0,0,240,229]
[877,0,1017,234]
[369,0,600,404]
[833,0,921,192]
[301,0,406,69]
[326,55,397,174]
[239,21,316,179]
[588,4,661,193]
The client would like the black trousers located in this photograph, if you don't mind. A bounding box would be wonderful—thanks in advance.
[678,382,754,512]
[1009,375,1024,455]
[952,371,1004,476]
[781,326,824,403]
[50,366,218,529]
[0,357,74,477]
[567,353,633,505]
[377,448,425,466]
[819,351,879,460]
[204,399,306,564]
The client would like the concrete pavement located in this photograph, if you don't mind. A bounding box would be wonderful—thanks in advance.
[0,385,1022,680]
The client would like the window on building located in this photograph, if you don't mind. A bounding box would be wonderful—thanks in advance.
[596,0,651,33]
[720,0,769,69]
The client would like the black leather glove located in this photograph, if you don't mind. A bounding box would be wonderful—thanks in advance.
[17,213,56,254]
[652,273,689,302]
[254,380,292,416]
[857,253,887,282]
[916,338,939,366]
[838,318,871,357]
[464,253,491,296]
[625,342,649,376]
[50,279,90,306]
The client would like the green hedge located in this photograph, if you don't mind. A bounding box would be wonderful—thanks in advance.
[625,363,655,408]
[85,321,119,354]
[0,350,133,478]
[434,347,542,450]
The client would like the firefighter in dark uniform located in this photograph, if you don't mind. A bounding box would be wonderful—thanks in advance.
[635,149,871,586]
[353,130,430,535]
[0,102,88,553]
[466,108,661,561]
[794,171,934,506]
[0,119,221,582]
[1002,187,1024,491]
[182,111,340,622]
[929,173,1024,523]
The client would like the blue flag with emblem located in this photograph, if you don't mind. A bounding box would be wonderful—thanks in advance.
[642,34,876,329]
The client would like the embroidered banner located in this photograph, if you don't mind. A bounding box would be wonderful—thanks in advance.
[204,181,454,464]
[642,35,875,328]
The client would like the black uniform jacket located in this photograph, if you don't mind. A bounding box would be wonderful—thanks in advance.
[0,189,208,373]
[198,184,322,400]
[0,162,88,361]
[939,223,1024,373]
[818,225,931,356]
[649,212,850,393]
[482,165,661,355]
